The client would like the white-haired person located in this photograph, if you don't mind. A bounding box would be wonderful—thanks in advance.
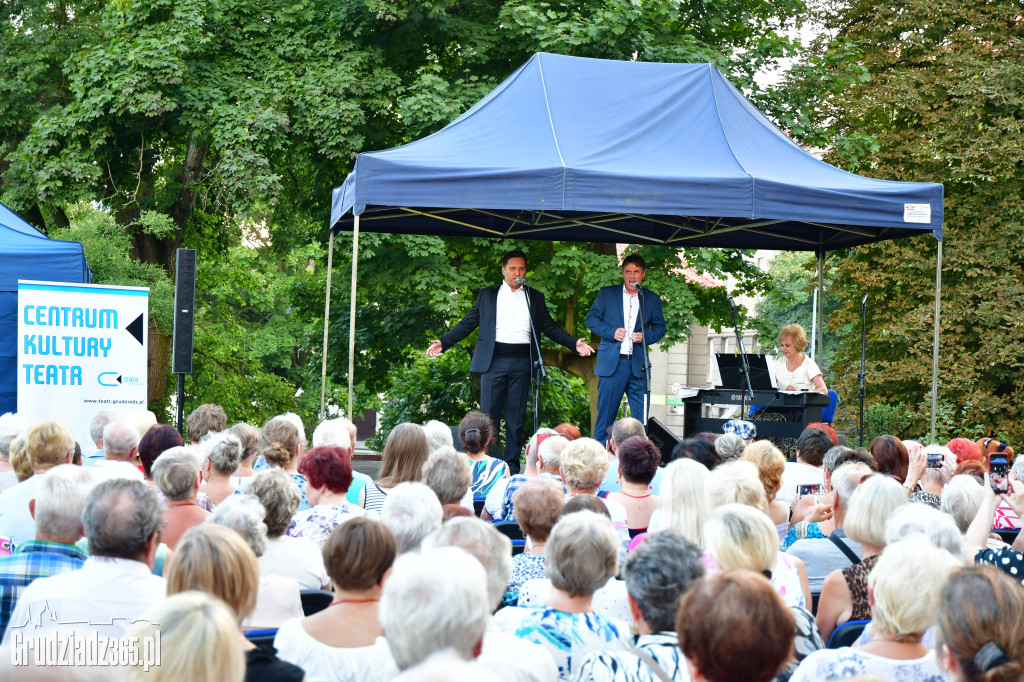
[275,517,398,680]
[939,474,1007,552]
[423,517,559,682]
[127,591,246,682]
[815,474,907,644]
[209,495,302,629]
[227,422,260,489]
[714,432,747,463]
[421,446,473,508]
[645,458,709,546]
[790,535,959,681]
[495,510,631,679]
[380,547,491,671]
[902,442,956,509]
[560,438,630,558]
[152,446,210,550]
[380,482,442,554]
[706,461,811,610]
[285,446,367,548]
[574,530,705,682]
[246,468,328,589]
[740,440,790,542]
[484,428,567,522]
[312,417,372,504]
[0,464,93,634]
[421,419,454,453]
[164,525,303,681]
[198,430,243,505]
[505,477,566,605]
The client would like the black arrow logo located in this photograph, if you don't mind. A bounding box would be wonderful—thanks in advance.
[126,313,145,346]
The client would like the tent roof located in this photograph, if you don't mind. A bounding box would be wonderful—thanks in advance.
[0,202,91,291]
[331,53,942,251]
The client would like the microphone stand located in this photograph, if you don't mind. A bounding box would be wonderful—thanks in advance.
[728,296,754,417]
[519,279,545,437]
[635,283,652,427]
[859,294,868,446]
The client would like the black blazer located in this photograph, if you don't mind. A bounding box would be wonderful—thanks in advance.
[439,284,579,373]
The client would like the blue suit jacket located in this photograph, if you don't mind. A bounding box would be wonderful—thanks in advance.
[585,285,666,377]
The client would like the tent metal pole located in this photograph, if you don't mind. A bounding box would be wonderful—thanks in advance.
[319,230,335,420]
[815,252,824,360]
[347,216,360,420]
[929,239,943,444]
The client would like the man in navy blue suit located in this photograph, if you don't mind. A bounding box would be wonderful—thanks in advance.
[586,255,666,446]
[427,250,594,473]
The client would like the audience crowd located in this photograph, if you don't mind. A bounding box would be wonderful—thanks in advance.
[0,406,1022,682]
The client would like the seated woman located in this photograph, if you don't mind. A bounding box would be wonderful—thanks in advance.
[261,417,310,511]
[199,430,243,506]
[706,461,812,610]
[560,438,630,559]
[247,468,328,590]
[604,436,661,536]
[871,435,909,483]
[790,535,959,681]
[646,458,709,546]
[275,517,398,680]
[360,423,430,513]
[286,446,366,548]
[164,524,304,682]
[459,411,510,498]
[740,440,789,542]
[137,423,185,482]
[152,446,209,550]
[815,474,907,644]
[935,566,1024,681]
[575,530,705,682]
[228,422,260,489]
[127,591,246,682]
[421,445,472,507]
[677,569,795,682]
[775,324,827,393]
[497,510,631,679]
[506,477,565,605]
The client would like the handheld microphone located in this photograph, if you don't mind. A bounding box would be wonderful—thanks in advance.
[514,276,526,285]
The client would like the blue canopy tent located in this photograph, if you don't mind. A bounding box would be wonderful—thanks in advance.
[0,202,92,413]
[327,53,946,439]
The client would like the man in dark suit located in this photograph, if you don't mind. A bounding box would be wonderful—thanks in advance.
[427,250,594,473]
[586,255,666,445]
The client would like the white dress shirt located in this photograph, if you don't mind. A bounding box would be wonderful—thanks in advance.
[4,556,166,643]
[620,286,639,355]
[495,281,532,344]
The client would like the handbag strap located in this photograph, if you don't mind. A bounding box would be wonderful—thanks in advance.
[829,532,862,565]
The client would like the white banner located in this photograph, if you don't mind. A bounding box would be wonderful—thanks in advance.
[17,280,149,454]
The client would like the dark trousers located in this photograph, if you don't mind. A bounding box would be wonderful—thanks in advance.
[594,355,646,445]
[480,354,533,474]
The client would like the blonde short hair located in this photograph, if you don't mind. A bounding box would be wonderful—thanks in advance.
[657,458,709,546]
[843,474,907,547]
[558,438,609,492]
[704,503,779,574]
[546,510,619,596]
[869,535,960,638]
[24,420,74,471]
[165,524,260,621]
[741,441,786,501]
[778,324,808,352]
[126,591,244,682]
[706,460,768,512]
[9,435,32,482]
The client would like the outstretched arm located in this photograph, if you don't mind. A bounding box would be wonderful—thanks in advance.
[431,294,483,356]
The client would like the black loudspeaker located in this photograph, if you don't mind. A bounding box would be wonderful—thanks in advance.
[171,249,197,375]
[646,417,681,460]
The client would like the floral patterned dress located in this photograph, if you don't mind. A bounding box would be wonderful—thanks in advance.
[285,503,368,548]
[469,457,510,497]
[512,608,631,680]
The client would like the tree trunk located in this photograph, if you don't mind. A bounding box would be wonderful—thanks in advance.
[148,326,172,408]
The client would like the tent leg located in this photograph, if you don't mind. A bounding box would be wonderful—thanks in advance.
[815,252,824,360]
[319,230,335,420]
[929,240,943,444]
[347,216,360,421]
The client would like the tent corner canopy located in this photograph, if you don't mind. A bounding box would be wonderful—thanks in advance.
[322,52,944,435]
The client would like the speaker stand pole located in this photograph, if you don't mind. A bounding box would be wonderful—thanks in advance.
[176,374,185,436]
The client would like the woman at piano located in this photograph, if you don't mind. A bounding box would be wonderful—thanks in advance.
[776,324,828,393]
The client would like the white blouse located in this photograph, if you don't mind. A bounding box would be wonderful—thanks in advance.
[775,354,823,391]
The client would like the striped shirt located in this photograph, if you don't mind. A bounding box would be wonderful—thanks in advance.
[0,540,87,635]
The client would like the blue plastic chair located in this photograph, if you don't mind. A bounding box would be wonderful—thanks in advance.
[244,629,278,646]
[821,389,838,423]
[828,619,870,648]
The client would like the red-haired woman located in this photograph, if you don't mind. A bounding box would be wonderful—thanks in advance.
[285,446,367,547]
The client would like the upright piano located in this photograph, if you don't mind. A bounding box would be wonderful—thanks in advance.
[681,388,829,439]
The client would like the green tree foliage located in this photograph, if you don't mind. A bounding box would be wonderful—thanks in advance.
[786,0,1024,443]
[2,0,807,429]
